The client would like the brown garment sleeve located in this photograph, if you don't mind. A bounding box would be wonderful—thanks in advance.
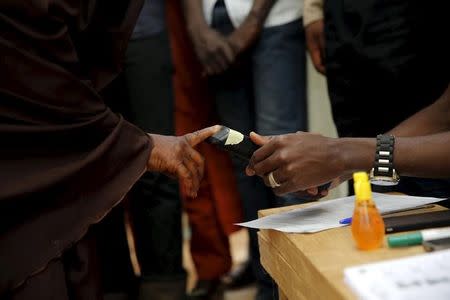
[0,0,147,293]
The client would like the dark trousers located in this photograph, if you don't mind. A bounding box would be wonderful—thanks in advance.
[98,31,185,300]
[210,2,308,299]
[324,0,450,197]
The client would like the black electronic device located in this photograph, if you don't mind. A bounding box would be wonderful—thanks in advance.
[206,126,332,196]
[206,126,259,161]
[384,210,450,233]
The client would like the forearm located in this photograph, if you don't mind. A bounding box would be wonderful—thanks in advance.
[395,133,450,178]
[227,0,277,55]
[243,0,277,30]
[183,0,207,31]
[388,84,450,137]
[335,133,450,179]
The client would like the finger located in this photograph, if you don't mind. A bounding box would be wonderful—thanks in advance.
[176,163,196,197]
[273,181,299,196]
[221,42,235,64]
[216,47,232,70]
[271,168,290,185]
[187,147,205,180]
[248,132,276,171]
[311,50,325,74]
[206,52,226,74]
[260,170,280,188]
[183,156,201,194]
[211,52,228,73]
[204,56,222,75]
[306,187,318,195]
[249,132,272,146]
[186,125,221,146]
[252,151,282,177]
[317,36,326,74]
[245,165,256,176]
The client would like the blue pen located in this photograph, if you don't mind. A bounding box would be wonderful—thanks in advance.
[339,217,352,225]
[338,204,435,225]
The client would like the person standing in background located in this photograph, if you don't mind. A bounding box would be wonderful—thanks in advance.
[184,0,308,299]
[167,2,246,299]
[99,1,186,299]
[303,0,450,197]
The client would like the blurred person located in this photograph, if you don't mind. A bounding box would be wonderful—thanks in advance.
[167,2,246,299]
[184,0,308,299]
[0,1,220,299]
[303,0,450,197]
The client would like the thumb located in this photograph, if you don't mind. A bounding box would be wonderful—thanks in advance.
[186,125,221,146]
[249,132,272,146]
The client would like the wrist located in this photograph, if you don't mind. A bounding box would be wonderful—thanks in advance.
[228,24,260,54]
[187,18,209,37]
[334,137,376,174]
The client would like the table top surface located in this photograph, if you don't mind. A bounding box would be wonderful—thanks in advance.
[258,202,446,300]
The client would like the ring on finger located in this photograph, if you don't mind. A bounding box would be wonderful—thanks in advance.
[268,171,281,188]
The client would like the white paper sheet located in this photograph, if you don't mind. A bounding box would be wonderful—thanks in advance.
[344,249,450,300]
[238,193,443,233]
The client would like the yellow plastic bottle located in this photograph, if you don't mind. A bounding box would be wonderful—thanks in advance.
[351,172,385,250]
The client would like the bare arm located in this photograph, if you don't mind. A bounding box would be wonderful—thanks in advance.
[228,0,277,55]
[247,85,450,195]
[334,85,450,180]
[183,0,235,75]
[303,0,325,74]
[389,85,450,136]
[339,84,450,177]
[183,0,208,31]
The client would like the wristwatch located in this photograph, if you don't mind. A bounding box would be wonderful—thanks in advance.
[369,134,400,186]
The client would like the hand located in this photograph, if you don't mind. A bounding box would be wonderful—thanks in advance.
[147,125,221,197]
[246,131,344,196]
[305,19,326,74]
[227,23,261,57]
[188,25,235,75]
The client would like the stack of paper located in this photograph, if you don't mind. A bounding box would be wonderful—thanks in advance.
[344,249,450,300]
[238,193,443,233]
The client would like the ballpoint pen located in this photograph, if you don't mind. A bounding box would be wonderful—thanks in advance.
[339,204,436,225]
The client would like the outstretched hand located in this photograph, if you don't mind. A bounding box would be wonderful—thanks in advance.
[246,131,343,196]
[147,125,221,198]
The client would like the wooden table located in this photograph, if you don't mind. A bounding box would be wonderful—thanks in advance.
[258,203,446,300]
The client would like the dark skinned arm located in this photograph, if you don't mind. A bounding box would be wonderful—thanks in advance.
[183,0,235,75]
[247,84,450,195]
[227,0,278,55]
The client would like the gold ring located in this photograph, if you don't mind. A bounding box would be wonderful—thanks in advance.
[268,171,281,188]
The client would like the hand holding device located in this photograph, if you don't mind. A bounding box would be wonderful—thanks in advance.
[206,126,331,197]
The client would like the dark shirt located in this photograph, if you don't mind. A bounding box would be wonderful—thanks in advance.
[132,0,166,39]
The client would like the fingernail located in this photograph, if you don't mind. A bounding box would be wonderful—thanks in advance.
[246,168,255,176]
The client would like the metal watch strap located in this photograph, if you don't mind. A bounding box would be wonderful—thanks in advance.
[373,134,395,177]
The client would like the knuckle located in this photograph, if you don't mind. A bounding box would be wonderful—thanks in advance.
[277,151,287,162]
[274,136,283,146]
[285,164,294,173]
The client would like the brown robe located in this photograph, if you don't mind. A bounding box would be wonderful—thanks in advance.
[0,0,148,297]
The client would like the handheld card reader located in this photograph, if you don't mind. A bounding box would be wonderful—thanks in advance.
[206,126,332,196]
[206,126,259,161]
